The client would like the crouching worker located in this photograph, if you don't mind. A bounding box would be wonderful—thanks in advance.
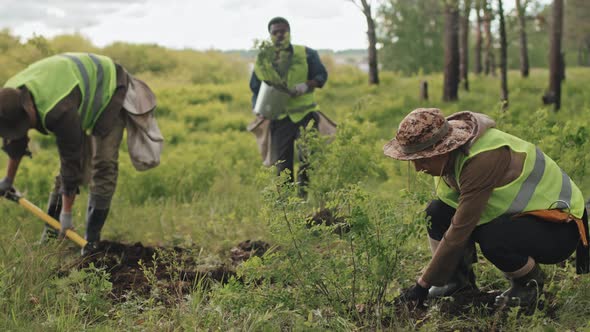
[0,53,163,254]
[384,108,588,312]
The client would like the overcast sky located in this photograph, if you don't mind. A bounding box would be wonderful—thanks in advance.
[0,0,374,51]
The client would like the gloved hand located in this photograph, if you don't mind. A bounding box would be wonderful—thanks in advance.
[59,211,74,238]
[399,281,429,306]
[0,177,14,196]
[293,82,309,96]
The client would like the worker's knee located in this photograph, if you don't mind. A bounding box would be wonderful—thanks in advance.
[425,199,455,240]
[88,192,113,210]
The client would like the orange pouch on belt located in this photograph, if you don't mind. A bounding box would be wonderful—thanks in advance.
[514,210,588,247]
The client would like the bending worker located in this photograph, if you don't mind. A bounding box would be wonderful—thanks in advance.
[384,108,588,311]
[0,52,162,253]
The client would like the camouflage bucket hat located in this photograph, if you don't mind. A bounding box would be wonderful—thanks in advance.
[383,108,477,161]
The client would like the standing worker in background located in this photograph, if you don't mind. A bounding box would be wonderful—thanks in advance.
[0,53,163,253]
[248,17,335,197]
[384,108,588,313]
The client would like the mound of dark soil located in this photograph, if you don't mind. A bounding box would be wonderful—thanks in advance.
[66,239,269,302]
[230,240,270,265]
[308,208,350,234]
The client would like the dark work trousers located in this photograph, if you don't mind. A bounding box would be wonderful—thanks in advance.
[270,112,318,189]
[426,199,584,273]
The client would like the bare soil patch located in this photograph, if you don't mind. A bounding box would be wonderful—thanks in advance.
[64,239,269,302]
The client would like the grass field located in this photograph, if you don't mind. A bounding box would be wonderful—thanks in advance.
[1,60,590,330]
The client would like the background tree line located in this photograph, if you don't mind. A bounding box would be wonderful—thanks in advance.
[375,0,589,76]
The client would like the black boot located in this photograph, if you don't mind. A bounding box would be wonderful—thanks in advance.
[495,263,545,314]
[40,193,60,243]
[82,206,109,255]
[428,244,478,298]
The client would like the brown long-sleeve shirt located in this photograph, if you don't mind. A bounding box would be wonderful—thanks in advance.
[2,64,128,195]
[421,145,525,286]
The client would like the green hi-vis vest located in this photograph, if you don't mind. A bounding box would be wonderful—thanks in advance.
[254,44,319,123]
[435,128,585,223]
[4,53,117,134]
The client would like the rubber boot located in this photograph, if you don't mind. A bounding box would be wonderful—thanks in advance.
[495,263,545,315]
[428,240,478,298]
[81,206,109,256]
[39,193,60,243]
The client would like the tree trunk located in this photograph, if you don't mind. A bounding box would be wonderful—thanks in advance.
[460,0,472,90]
[483,1,494,76]
[543,0,564,111]
[582,37,590,66]
[516,0,530,77]
[420,80,429,101]
[360,0,379,85]
[443,2,460,101]
[498,0,508,108]
[474,0,483,74]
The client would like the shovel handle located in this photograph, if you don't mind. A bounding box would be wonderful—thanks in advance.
[2,190,88,248]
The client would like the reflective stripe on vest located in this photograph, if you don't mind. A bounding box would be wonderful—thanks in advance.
[89,54,106,127]
[502,147,571,213]
[558,169,573,210]
[505,147,546,214]
[61,54,109,133]
[61,54,91,126]
[435,128,585,223]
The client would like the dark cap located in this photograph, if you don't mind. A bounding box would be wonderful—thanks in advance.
[268,17,290,32]
[0,88,29,140]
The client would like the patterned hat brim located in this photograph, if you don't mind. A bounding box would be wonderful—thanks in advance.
[383,119,476,161]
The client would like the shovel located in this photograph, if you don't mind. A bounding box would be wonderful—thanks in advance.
[2,189,88,248]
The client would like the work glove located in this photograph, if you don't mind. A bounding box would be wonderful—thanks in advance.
[399,281,429,306]
[293,82,309,96]
[59,211,74,238]
[0,177,14,196]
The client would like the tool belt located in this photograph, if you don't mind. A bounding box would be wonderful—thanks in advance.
[515,209,590,274]
[515,209,588,247]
